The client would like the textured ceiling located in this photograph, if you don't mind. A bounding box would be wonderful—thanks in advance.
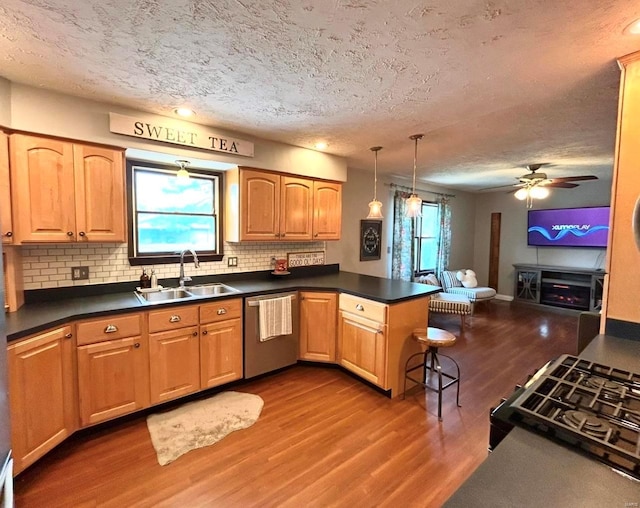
[1,0,639,191]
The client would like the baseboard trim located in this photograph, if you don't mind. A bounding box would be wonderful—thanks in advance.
[495,294,513,302]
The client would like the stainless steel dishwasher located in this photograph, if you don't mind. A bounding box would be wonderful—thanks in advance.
[244,292,299,378]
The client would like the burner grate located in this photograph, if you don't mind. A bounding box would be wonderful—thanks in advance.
[500,355,640,480]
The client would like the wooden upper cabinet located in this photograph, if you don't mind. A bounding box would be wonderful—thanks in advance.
[240,169,280,240]
[231,167,341,242]
[313,181,341,240]
[10,134,76,242]
[73,143,125,242]
[280,176,313,240]
[9,133,126,243]
[0,131,14,243]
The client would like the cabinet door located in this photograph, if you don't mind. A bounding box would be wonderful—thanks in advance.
[280,176,313,241]
[200,318,243,388]
[10,134,76,242]
[338,311,386,387]
[241,170,280,240]
[149,326,200,404]
[77,335,149,426]
[73,144,126,242]
[313,181,341,240]
[300,292,337,362]
[8,326,76,474]
[0,131,13,243]
[514,269,540,303]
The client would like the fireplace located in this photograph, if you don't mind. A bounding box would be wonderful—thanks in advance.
[540,281,591,310]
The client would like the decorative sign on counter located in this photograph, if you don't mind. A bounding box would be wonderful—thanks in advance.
[109,112,254,157]
[287,251,325,268]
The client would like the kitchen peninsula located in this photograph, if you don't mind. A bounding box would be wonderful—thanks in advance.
[5,267,439,475]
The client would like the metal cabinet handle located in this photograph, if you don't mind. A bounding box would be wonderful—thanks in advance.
[217,308,227,315]
[4,231,12,237]
[79,231,86,237]
[314,233,319,237]
[104,324,118,333]
[169,315,181,323]
[192,331,198,336]
[355,304,364,311]
[66,231,74,237]
[202,330,208,335]
[65,333,72,339]
[377,329,384,334]
[134,343,140,348]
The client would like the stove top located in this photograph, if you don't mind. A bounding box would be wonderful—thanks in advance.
[492,354,640,480]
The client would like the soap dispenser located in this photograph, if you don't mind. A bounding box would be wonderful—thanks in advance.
[150,269,158,289]
[140,268,151,289]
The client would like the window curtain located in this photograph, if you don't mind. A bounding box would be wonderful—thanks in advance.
[391,190,414,281]
[435,195,452,277]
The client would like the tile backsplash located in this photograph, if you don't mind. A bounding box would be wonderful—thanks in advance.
[21,242,326,290]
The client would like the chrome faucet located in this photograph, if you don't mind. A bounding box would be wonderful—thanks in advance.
[178,249,200,287]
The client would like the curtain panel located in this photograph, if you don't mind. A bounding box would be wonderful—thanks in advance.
[391,190,414,281]
[435,196,452,276]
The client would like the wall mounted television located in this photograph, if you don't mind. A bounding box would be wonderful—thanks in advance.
[527,206,610,248]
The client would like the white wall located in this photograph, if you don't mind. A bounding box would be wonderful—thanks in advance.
[7,83,347,181]
[325,167,476,278]
[473,178,612,297]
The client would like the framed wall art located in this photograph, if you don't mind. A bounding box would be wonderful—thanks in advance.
[360,220,382,261]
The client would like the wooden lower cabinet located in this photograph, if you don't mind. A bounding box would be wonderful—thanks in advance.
[299,291,337,362]
[338,312,387,387]
[77,335,150,426]
[149,326,201,404]
[200,319,243,388]
[8,326,76,474]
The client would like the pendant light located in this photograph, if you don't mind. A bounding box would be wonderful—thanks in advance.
[405,134,424,218]
[367,146,384,219]
[176,159,190,179]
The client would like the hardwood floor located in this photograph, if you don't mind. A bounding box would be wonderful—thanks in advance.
[13,301,578,507]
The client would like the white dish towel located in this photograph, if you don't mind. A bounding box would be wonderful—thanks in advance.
[258,296,292,341]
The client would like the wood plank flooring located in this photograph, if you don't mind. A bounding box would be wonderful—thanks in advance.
[13,301,579,507]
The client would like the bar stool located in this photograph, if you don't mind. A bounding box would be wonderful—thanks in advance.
[403,327,461,420]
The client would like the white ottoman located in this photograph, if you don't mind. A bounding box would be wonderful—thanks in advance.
[429,293,472,328]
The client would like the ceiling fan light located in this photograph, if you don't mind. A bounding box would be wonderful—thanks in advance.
[406,194,422,217]
[175,159,191,179]
[367,199,383,219]
[514,188,529,200]
[530,186,549,199]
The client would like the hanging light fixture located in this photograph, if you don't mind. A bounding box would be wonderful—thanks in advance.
[405,134,424,218]
[175,159,190,179]
[367,146,384,219]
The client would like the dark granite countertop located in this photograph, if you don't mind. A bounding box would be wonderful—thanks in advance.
[5,270,439,342]
[445,334,640,507]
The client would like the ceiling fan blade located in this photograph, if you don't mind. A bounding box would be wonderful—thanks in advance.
[549,175,598,183]
[479,183,523,191]
[545,182,579,188]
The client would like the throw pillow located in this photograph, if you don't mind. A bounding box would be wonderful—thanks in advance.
[441,270,462,289]
[456,269,478,288]
[424,274,440,287]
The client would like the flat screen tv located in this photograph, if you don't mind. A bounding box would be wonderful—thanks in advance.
[527,206,610,248]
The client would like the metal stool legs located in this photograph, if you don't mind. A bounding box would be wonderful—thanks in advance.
[403,346,461,420]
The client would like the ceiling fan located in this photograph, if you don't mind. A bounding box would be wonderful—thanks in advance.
[484,164,598,207]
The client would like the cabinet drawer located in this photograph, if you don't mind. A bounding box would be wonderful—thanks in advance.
[339,294,387,323]
[200,298,242,324]
[77,314,142,346]
[148,304,199,333]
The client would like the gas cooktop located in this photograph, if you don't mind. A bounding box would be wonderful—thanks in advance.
[492,354,640,481]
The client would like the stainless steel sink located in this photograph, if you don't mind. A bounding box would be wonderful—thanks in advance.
[134,288,192,303]
[135,283,239,303]
[186,283,239,296]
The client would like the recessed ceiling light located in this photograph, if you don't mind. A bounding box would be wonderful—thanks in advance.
[315,142,328,150]
[174,107,195,117]
[623,18,640,35]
